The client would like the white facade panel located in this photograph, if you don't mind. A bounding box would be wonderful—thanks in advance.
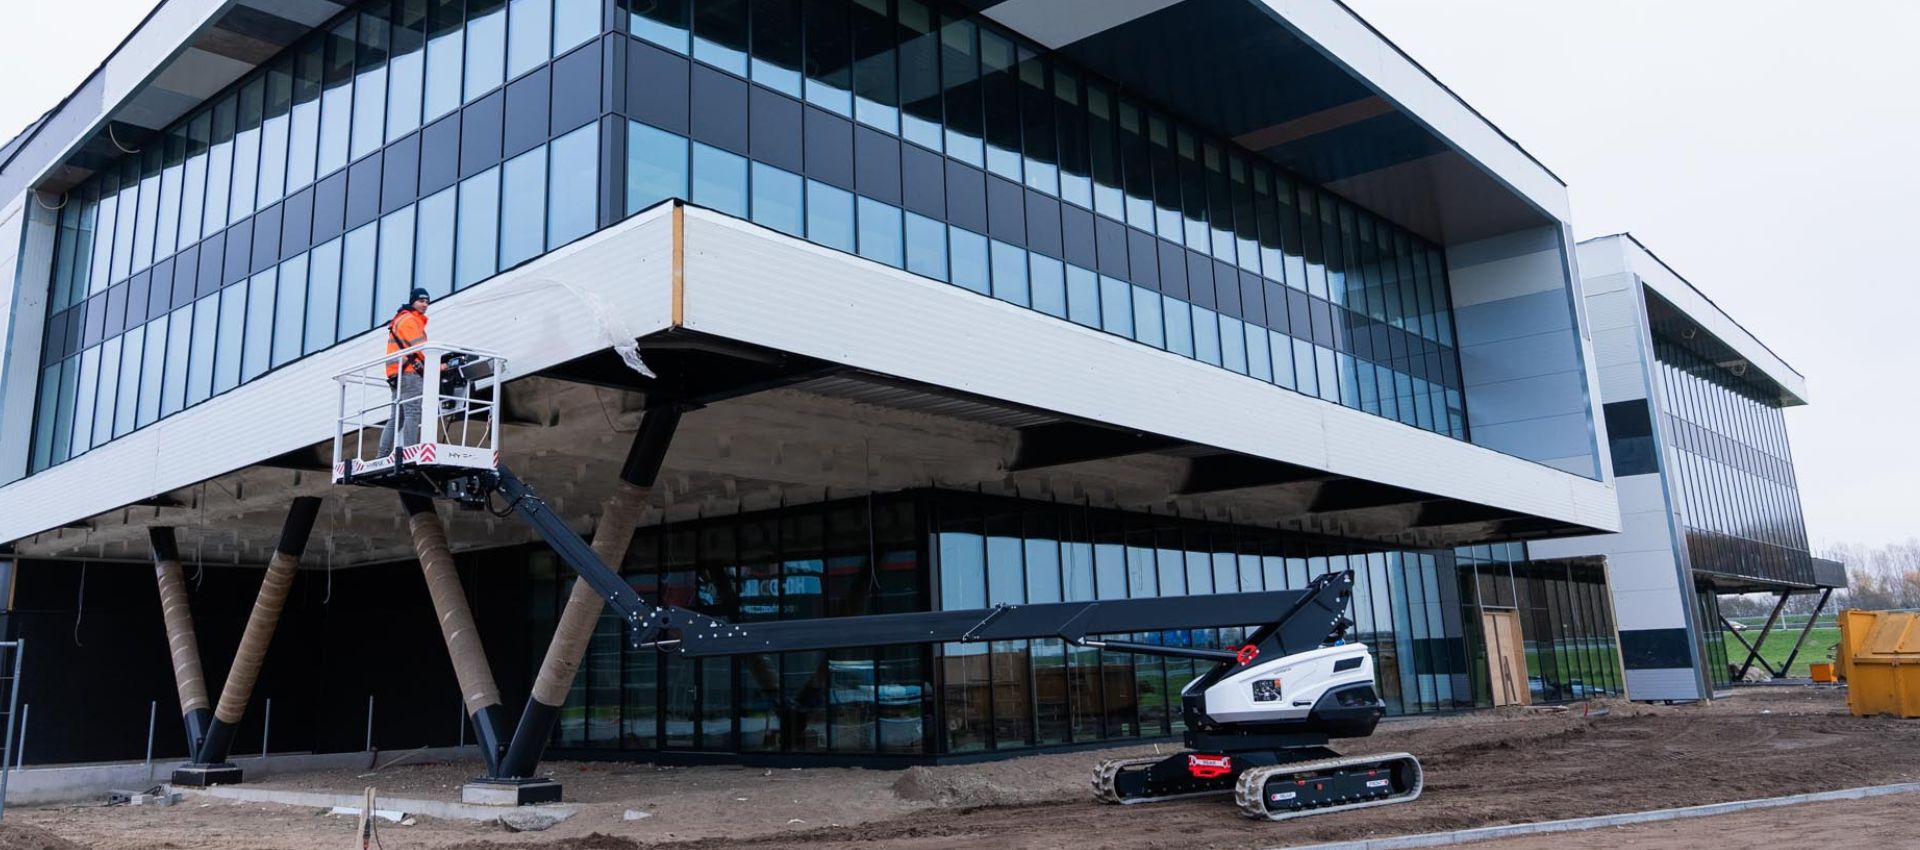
[1625,667,1702,702]
[1609,587,1688,632]
[0,207,676,545]
[678,208,1619,530]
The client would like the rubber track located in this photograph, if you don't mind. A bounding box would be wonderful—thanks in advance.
[1091,756,1237,806]
[1234,752,1424,821]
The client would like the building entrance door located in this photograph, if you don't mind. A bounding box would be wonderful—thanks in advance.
[1482,609,1530,706]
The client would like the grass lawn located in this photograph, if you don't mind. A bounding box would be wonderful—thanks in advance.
[1726,625,1840,678]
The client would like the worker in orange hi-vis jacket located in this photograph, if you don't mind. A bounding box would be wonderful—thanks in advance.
[376,288,432,459]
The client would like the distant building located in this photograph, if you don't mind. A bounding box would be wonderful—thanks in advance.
[1533,234,1838,700]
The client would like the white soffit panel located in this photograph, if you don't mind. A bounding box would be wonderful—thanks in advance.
[677,208,1619,531]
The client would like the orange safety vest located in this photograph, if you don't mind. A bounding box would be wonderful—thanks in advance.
[385,307,429,379]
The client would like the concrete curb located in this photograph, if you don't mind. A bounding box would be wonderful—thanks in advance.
[1264,782,1920,850]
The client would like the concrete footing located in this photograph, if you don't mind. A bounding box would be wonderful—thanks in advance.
[462,777,564,806]
[169,763,242,787]
[177,783,576,822]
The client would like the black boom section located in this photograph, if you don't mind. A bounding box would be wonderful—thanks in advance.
[672,588,1325,657]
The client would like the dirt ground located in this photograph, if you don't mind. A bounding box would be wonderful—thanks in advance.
[12,687,1918,850]
[1454,794,1915,850]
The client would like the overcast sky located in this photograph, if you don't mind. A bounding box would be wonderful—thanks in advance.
[4,1,1914,549]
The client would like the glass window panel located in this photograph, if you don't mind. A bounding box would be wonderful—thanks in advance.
[903,211,946,280]
[465,0,508,101]
[1029,253,1065,318]
[553,0,600,54]
[548,123,599,246]
[1162,296,1192,358]
[32,365,61,471]
[804,0,853,116]
[1246,322,1272,382]
[351,14,392,160]
[213,283,247,394]
[180,113,212,250]
[137,317,168,426]
[91,345,119,452]
[259,64,293,208]
[273,255,308,367]
[376,205,417,317]
[1315,345,1339,403]
[629,0,689,53]
[1130,285,1162,348]
[114,328,141,437]
[229,79,264,225]
[627,121,689,213]
[425,0,466,121]
[692,0,746,76]
[74,347,102,453]
[204,99,242,241]
[748,0,801,96]
[989,239,1027,306]
[1018,48,1057,195]
[88,191,118,295]
[132,166,161,274]
[1098,274,1131,337]
[508,0,553,78]
[1192,305,1221,366]
[388,1,427,142]
[1054,68,1091,208]
[939,15,981,166]
[185,297,218,406]
[749,162,803,236]
[948,226,988,294]
[318,20,356,177]
[1292,338,1316,396]
[806,179,855,251]
[499,144,548,267]
[979,30,1020,181]
[242,270,276,383]
[289,41,325,195]
[855,196,902,267]
[338,222,379,340]
[1220,314,1248,374]
[415,185,457,298]
[691,142,747,217]
[1065,264,1099,328]
[897,0,941,151]
[305,238,341,354]
[850,0,896,133]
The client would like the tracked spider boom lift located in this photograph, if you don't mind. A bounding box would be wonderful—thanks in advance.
[332,346,1422,820]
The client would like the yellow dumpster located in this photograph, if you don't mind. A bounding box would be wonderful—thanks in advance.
[1837,609,1879,681]
[1844,610,1920,718]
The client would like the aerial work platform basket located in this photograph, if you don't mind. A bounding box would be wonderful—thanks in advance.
[332,342,506,498]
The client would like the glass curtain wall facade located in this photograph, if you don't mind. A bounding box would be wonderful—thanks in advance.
[615,0,1466,438]
[29,0,1471,473]
[1652,338,1812,588]
[30,0,610,472]
[528,490,1618,758]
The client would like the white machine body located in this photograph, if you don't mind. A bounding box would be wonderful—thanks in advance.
[1188,642,1375,725]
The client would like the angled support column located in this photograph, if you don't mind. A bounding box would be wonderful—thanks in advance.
[1734,590,1791,682]
[149,528,213,757]
[1776,588,1833,679]
[481,409,679,803]
[174,496,321,787]
[401,492,510,776]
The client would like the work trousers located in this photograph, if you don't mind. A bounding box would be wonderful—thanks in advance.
[376,370,425,457]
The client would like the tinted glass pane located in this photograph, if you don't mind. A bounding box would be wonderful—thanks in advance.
[553,0,600,53]
[305,237,342,353]
[273,255,307,367]
[508,0,553,78]
[627,121,690,213]
[989,239,1026,306]
[692,0,746,76]
[629,0,689,53]
[376,205,417,315]
[904,211,945,280]
[805,179,854,251]
[466,0,508,100]
[855,196,902,267]
[499,144,548,267]
[415,186,457,297]
[948,226,987,294]
[242,271,275,382]
[213,283,247,393]
[691,142,747,216]
[1029,253,1065,318]
[338,222,379,339]
[803,0,852,116]
[548,123,599,245]
[747,0,801,95]
[425,0,466,120]
[457,167,501,288]
[749,162,803,237]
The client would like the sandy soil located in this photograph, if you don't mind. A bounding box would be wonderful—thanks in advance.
[10,688,1918,850]
[1454,794,1915,850]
